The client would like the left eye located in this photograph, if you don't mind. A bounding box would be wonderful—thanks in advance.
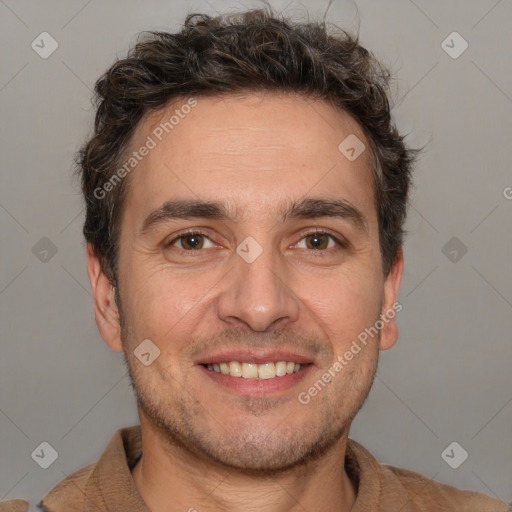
[295,232,339,250]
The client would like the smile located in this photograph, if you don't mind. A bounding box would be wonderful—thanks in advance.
[203,361,302,379]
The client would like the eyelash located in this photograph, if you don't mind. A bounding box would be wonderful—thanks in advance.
[164,229,347,255]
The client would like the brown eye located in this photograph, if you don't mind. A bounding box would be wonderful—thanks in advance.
[296,232,341,251]
[166,232,214,251]
[305,233,331,250]
[180,233,204,250]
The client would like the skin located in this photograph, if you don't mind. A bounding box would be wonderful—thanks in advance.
[87,91,403,512]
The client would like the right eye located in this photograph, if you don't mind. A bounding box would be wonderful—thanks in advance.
[165,231,215,251]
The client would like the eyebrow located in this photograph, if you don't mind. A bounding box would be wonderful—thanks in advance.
[139,197,368,236]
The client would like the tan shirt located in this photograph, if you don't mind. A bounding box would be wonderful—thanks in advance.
[1,425,510,512]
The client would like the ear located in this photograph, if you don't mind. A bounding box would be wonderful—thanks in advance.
[378,247,404,351]
[86,243,123,352]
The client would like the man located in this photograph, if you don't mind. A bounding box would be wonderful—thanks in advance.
[2,7,510,512]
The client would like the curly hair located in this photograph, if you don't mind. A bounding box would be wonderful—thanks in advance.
[76,6,420,284]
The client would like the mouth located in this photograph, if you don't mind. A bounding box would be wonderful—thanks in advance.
[201,361,308,379]
[195,351,315,396]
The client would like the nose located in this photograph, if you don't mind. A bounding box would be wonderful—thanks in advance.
[215,243,300,332]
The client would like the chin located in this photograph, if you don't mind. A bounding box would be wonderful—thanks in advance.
[190,421,347,475]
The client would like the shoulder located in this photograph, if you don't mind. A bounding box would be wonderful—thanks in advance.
[0,500,47,512]
[38,462,96,511]
[0,500,29,512]
[0,462,96,512]
[346,438,510,512]
[0,426,141,512]
[381,463,511,512]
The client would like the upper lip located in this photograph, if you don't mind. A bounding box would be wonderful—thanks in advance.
[194,349,315,366]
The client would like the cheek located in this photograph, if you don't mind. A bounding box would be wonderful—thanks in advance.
[301,266,382,342]
[123,265,213,346]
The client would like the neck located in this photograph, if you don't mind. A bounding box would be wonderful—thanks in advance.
[132,418,357,512]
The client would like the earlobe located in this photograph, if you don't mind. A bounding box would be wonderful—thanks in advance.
[379,248,404,351]
[86,243,123,353]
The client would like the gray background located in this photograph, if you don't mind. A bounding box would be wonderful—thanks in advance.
[1,0,511,506]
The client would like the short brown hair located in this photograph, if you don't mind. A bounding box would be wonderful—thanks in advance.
[76,6,420,283]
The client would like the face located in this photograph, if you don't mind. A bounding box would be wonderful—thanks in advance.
[88,92,403,473]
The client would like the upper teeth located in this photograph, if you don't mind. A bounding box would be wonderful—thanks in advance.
[206,361,301,379]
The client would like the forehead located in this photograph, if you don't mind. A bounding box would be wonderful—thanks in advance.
[122,92,376,226]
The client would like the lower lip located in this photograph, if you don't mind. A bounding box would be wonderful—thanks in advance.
[198,364,314,396]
